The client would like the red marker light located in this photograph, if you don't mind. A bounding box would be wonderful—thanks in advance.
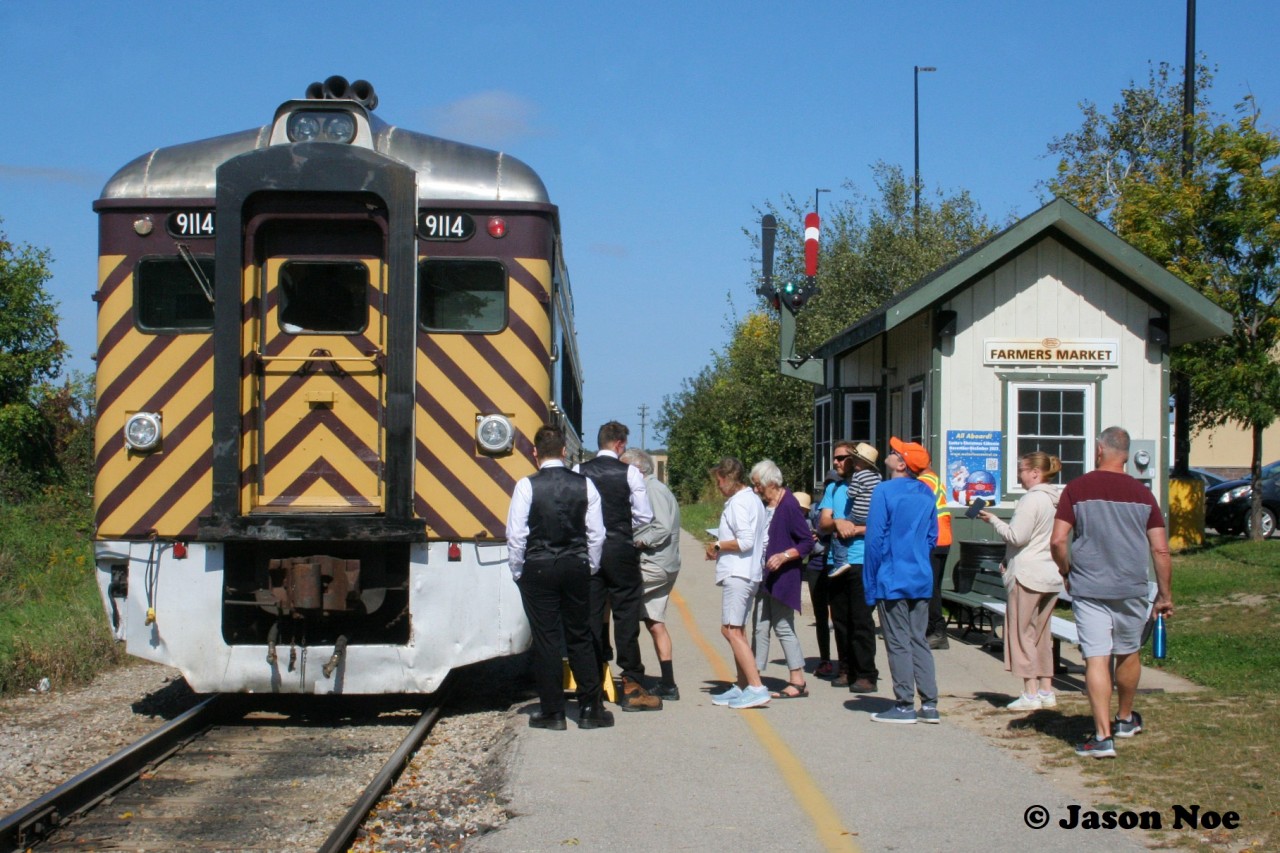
[487,217,507,238]
[804,212,820,277]
[448,542,462,561]
[173,541,188,559]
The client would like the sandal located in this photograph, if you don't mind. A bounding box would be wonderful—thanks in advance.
[771,682,809,699]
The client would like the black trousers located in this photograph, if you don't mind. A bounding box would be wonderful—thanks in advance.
[806,570,831,662]
[517,555,601,715]
[589,539,645,681]
[926,546,951,636]
[827,566,879,682]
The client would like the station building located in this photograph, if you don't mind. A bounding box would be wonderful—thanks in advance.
[809,198,1231,535]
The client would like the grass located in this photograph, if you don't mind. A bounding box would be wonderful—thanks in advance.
[681,503,1280,851]
[988,536,1280,852]
[0,490,123,697]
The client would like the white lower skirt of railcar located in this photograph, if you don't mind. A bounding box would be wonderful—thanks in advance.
[93,540,531,694]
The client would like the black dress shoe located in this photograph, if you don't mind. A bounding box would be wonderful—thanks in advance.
[577,703,615,729]
[529,710,567,730]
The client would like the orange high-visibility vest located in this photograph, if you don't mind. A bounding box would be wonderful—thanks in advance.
[918,469,952,548]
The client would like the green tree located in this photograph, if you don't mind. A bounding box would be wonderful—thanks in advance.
[1114,102,1280,538]
[1044,64,1280,540]
[659,165,997,501]
[659,312,812,502]
[0,221,68,501]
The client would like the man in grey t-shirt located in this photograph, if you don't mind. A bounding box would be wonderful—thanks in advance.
[1051,426,1174,759]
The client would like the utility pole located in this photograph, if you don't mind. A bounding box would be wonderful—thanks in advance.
[913,65,936,232]
[637,403,649,451]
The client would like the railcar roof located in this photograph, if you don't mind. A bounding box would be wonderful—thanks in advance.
[99,115,551,204]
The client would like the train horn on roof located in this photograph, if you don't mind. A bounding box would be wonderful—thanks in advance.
[350,79,378,111]
[322,75,351,100]
[303,76,378,111]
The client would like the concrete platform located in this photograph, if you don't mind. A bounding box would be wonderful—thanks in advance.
[473,530,1195,852]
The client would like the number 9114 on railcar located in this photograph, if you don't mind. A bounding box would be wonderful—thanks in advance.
[92,76,585,694]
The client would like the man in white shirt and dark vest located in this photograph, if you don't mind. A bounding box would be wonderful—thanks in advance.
[506,424,611,730]
[577,421,662,711]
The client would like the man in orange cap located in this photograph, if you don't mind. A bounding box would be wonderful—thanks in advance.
[865,437,939,723]
[889,437,953,649]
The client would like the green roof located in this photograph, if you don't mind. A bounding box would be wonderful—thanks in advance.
[814,198,1233,358]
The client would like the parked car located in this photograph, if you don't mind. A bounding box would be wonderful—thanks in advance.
[1204,461,1280,538]
[1170,467,1230,489]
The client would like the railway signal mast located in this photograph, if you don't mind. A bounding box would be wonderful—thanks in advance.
[758,213,823,384]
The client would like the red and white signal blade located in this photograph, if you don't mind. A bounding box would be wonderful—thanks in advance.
[804,212,820,277]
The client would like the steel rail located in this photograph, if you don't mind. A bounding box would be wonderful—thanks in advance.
[0,694,223,851]
[316,679,453,853]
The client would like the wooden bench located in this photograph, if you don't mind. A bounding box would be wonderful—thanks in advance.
[940,571,1004,637]
[940,571,1075,671]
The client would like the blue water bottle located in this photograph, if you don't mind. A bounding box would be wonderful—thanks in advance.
[1152,613,1167,659]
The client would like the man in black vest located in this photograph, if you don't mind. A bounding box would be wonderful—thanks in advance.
[577,421,662,711]
[507,424,613,730]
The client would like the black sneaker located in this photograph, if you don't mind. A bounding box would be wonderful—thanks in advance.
[1112,711,1143,738]
[650,682,680,701]
[927,632,950,650]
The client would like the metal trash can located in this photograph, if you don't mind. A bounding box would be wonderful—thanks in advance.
[953,540,1005,593]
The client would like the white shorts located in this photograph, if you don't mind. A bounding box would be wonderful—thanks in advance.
[1072,595,1149,657]
[719,576,758,627]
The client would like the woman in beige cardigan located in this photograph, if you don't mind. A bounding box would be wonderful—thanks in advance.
[977,452,1064,711]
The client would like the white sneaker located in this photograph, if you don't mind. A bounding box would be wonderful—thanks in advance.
[728,685,772,709]
[827,563,852,579]
[1006,693,1042,711]
[1037,691,1058,708]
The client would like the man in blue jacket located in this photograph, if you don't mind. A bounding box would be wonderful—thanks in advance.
[863,438,940,725]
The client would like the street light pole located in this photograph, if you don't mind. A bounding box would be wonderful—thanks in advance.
[913,65,936,230]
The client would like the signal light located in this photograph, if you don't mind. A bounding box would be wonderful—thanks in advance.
[487,217,507,238]
[448,542,462,561]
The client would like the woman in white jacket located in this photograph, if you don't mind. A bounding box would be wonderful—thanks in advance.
[977,452,1064,711]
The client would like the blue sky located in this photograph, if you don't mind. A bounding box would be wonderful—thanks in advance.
[3,1,1278,449]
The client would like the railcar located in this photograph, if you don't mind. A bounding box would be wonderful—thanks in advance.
[91,77,584,693]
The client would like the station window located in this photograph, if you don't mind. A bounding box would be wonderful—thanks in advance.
[843,393,877,446]
[813,395,833,489]
[1007,382,1094,489]
[278,261,369,334]
[908,381,926,444]
[419,259,507,333]
[135,257,215,332]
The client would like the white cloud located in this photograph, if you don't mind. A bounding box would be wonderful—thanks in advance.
[428,91,545,148]
[0,164,99,188]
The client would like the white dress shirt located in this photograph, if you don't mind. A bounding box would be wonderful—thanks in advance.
[506,459,604,581]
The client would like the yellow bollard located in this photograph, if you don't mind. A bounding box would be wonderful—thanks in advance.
[563,659,617,702]
[1168,476,1205,551]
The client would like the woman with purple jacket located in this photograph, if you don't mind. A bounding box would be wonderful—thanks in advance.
[750,459,815,698]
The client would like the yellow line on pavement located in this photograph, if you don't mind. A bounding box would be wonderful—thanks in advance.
[671,589,861,852]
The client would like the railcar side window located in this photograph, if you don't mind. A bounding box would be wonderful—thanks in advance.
[135,257,215,332]
[278,261,369,334]
[419,259,507,333]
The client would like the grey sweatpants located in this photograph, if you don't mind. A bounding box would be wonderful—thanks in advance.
[878,598,937,705]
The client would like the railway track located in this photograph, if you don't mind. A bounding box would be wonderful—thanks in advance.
[0,684,450,852]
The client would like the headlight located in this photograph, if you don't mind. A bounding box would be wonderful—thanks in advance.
[323,114,356,142]
[1222,485,1251,503]
[123,412,162,452]
[286,110,356,143]
[287,113,321,141]
[475,414,514,454]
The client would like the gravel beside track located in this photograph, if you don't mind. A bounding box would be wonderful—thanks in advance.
[0,656,535,851]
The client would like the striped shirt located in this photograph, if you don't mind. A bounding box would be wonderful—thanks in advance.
[845,468,882,523]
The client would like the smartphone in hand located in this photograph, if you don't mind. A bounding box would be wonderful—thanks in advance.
[964,497,988,519]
